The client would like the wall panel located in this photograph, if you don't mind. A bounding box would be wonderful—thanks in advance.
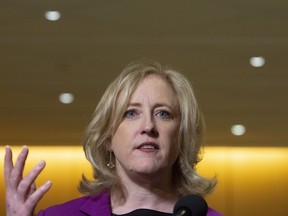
[1,146,287,215]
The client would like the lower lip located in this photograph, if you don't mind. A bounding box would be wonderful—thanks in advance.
[137,148,159,153]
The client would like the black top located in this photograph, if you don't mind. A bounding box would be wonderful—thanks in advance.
[112,209,172,216]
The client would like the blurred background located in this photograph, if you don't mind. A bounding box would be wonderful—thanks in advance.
[1,1,288,215]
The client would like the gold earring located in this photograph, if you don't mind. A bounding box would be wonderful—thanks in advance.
[107,150,115,169]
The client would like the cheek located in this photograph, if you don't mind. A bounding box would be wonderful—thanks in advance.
[167,123,180,141]
[171,126,181,154]
[162,125,181,152]
[111,124,131,151]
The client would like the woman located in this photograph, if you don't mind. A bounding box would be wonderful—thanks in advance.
[5,61,223,216]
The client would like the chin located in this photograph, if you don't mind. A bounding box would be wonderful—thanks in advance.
[131,162,165,176]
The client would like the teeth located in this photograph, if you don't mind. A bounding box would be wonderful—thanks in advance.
[141,145,155,149]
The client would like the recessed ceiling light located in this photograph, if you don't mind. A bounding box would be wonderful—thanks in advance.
[45,10,61,21]
[250,56,265,67]
[59,93,74,104]
[231,124,246,136]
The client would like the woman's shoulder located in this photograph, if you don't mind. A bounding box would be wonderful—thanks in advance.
[37,191,111,216]
[207,207,224,216]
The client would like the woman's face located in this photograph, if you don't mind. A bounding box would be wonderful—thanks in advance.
[111,74,180,181]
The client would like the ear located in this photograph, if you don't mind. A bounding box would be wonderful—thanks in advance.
[105,138,112,150]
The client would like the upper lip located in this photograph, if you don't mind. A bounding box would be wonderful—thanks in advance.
[136,142,159,149]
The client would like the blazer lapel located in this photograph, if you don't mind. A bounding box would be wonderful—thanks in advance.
[80,192,111,216]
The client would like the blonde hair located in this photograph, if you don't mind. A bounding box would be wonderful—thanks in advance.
[79,60,216,197]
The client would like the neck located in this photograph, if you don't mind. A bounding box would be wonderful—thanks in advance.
[111,167,179,214]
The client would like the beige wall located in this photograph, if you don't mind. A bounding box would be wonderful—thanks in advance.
[1,146,288,215]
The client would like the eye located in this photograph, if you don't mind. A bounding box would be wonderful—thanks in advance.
[123,109,138,119]
[155,110,172,120]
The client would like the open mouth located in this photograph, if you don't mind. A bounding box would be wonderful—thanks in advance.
[137,143,159,150]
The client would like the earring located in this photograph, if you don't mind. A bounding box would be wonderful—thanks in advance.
[107,150,115,169]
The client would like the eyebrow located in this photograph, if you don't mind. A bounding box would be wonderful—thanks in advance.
[127,102,177,111]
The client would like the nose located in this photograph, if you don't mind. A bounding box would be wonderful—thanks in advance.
[141,114,158,137]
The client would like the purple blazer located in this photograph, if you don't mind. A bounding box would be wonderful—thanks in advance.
[38,192,223,216]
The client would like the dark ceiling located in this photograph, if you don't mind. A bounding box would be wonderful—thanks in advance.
[1,0,287,147]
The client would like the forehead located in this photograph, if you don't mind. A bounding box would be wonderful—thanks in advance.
[129,74,179,108]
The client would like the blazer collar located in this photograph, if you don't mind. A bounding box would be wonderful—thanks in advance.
[79,191,111,216]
